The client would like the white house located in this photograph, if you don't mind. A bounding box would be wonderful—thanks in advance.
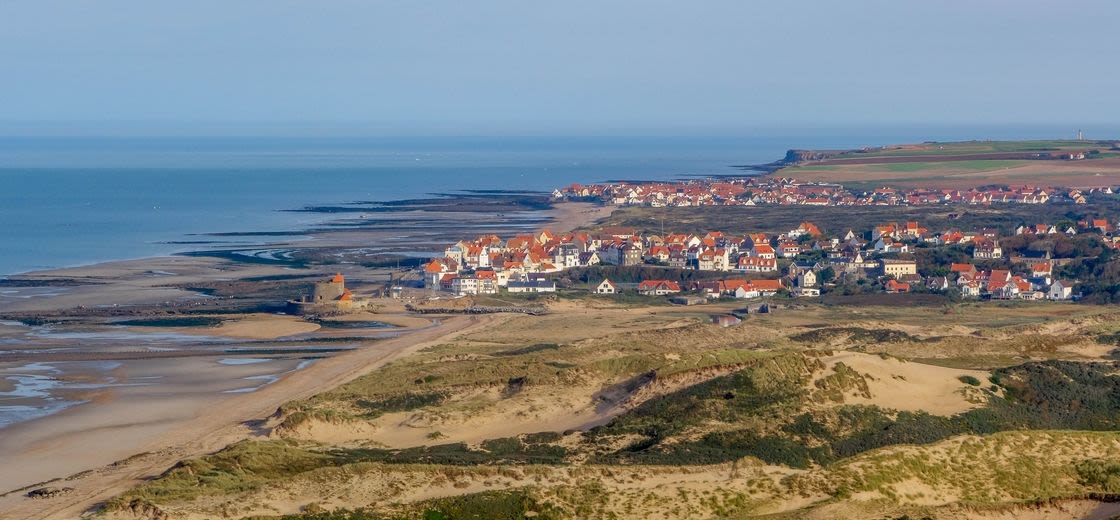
[750,244,776,259]
[1048,280,1075,300]
[734,286,759,299]
[595,279,617,294]
[797,270,817,289]
[795,287,821,297]
[637,280,681,296]
[737,256,778,273]
[507,280,557,293]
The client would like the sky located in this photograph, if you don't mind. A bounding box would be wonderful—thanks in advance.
[1,0,1118,136]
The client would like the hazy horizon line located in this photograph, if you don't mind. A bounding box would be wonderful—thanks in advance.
[0,121,1114,141]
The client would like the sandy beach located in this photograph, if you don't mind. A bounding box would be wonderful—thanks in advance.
[0,355,313,488]
[0,201,608,519]
[0,311,493,519]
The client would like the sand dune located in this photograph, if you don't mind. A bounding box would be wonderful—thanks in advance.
[818,352,990,416]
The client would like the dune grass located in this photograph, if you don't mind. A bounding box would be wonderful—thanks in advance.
[101,303,1120,519]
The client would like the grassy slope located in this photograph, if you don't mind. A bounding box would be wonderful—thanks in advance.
[103,304,1120,519]
[836,140,1115,158]
[588,357,1120,468]
[776,139,1120,188]
[790,159,1031,173]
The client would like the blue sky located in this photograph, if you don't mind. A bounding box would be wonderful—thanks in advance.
[1,1,1117,136]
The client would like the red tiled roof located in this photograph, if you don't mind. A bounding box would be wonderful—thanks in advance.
[950,263,975,273]
[749,279,783,291]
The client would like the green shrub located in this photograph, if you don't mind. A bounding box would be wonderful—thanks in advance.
[591,358,1120,468]
[355,391,448,418]
[1076,460,1120,493]
[959,375,982,386]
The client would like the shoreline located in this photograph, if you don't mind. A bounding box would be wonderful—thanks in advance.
[0,313,494,519]
[0,200,612,518]
[0,200,607,282]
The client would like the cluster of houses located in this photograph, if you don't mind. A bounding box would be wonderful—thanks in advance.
[419,216,1099,301]
[554,177,1085,207]
[420,222,833,297]
[862,217,1120,259]
[947,262,1075,300]
[590,278,789,299]
[811,220,1083,300]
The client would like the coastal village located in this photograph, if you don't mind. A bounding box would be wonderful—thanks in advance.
[417,212,1111,304]
[553,177,1098,207]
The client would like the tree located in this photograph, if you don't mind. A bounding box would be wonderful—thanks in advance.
[818,267,836,284]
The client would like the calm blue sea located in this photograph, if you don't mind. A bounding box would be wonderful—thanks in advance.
[0,129,1099,275]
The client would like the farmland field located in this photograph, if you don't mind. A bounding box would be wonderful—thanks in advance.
[780,156,1120,189]
[772,139,1120,188]
[835,140,1116,157]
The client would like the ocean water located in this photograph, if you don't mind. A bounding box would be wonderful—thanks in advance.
[0,129,1094,275]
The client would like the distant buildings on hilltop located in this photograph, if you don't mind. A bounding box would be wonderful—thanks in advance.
[553,177,1085,207]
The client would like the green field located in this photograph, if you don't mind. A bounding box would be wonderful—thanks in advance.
[846,140,1115,158]
[787,159,1030,174]
[876,159,1028,172]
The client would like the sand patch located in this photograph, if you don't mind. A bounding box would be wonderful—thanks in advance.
[547,201,614,232]
[285,382,614,448]
[819,352,989,416]
[210,314,320,339]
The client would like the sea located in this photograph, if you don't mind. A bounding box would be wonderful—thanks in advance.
[0,128,1104,275]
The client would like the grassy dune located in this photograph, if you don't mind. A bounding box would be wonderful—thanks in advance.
[102,302,1120,519]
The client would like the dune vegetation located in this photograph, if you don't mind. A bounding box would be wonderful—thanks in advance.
[96,299,1120,519]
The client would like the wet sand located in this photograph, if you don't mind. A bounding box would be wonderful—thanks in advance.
[0,356,312,489]
[0,202,604,315]
[0,313,490,520]
[0,201,610,518]
[0,255,292,314]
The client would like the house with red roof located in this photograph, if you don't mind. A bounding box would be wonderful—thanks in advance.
[799,222,823,237]
[751,244,776,259]
[449,270,499,295]
[637,280,682,296]
[646,246,671,263]
[778,241,802,258]
[423,258,458,288]
[737,256,778,273]
[949,263,976,277]
[885,279,911,293]
[733,278,784,299]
